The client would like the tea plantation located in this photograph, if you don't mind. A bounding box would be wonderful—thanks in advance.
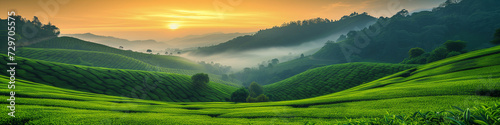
[1,44,498,124]
[264,63,418,101]
[16,47,237,86]
[25,37,203,70]
[0,55,238,102]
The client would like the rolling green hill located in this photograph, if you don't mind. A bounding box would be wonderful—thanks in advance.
[1,45,498,124]
[16,47,239,86]
[264,62,418,101]
[25,36,204,70]
[0,54,238,102]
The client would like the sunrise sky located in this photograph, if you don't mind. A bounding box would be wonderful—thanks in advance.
[1,0,445,41]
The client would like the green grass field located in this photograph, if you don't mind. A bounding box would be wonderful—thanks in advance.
[0,54,238,102]
[264,63,418,101]
[25,37,204,70]
[1,45,499,124]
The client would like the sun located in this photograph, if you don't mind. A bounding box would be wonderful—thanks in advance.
[168,23,180,30]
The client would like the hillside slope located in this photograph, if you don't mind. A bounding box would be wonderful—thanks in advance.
[16,47,239,86]
[61,33,170,51]
[313,0,500,63]
[0,54,238,102]
[264,63,417,101]
[193,13,377,55]
[25,37,204,70]
[1,45,499,124]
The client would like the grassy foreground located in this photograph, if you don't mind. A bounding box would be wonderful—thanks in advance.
[1,45,499,124]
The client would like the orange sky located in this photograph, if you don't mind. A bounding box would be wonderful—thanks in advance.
[1,0,445,41]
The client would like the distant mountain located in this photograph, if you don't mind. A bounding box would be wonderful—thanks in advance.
[230,0,500,86]
[167,32,254,48]
[313,0,500,63]
[192,13,378,56]
[61,33,169,51]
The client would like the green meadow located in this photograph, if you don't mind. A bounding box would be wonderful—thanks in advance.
[1,43,499,124]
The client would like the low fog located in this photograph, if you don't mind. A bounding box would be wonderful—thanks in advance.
[181,31,355,71]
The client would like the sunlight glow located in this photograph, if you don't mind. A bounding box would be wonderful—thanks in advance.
[168,23,180,30]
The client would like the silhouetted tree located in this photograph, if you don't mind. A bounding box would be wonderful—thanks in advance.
[248,82,263,98]
[408,47,425,58]
[267,63,273,68]
[191,73,209,88]
[444,40,466,52]
[230,88,248,103]
[119,46,123,49]
[271,58,279,65]
[255,94,270,102]
[446,51,461,58]
[146,49,152,53]
[427,47,448,63]
[491,28,500,45]
[300,53,305,58]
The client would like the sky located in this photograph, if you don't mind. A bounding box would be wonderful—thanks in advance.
[1,0,445,41]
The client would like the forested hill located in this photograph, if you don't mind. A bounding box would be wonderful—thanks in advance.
[192,13,377,55]
[313,0,500,63]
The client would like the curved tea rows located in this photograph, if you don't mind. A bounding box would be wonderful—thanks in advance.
[264,63,418,101]
[0,54,237,102]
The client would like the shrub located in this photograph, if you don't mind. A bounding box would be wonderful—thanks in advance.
[426,47,448,63]
[408,47,425,58]
[255,94,270,102]
[246,94,269,103]
[446,51,462,58]
[444,40,466,52]
[191,73,209,88]
[248,82,263,98]
[401,53,429,64]
[230,88,249,103]
[491,28,500,45]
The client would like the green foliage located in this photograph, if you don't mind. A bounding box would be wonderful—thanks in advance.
[0,15,59,52]
[409,47,425,58]
[403,40,468,64]
[230,88,249,103]
[447,51,462,58]
[427,47,449,63]
[246,94,269,103]
[255,94,270,102]
[491,28,500,45]
[248,82,263,98]
[444,40,467,52]
[192,73,209,88]
[343,103,500,125]
[401,53,429,64]
[313,0,499,63]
